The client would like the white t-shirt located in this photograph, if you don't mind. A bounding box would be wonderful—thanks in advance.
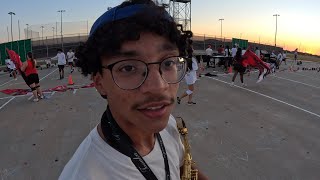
[52,52,66,65]
[255,50,261,58]
[242,50,246,56]
[224,48,230,57]
[5,59,16,70]
[185,57,198,85]
[277,53,283,61]
[205,48,213,56]
[59,115,184,180]
[283,53,287,59]
[67,52,75,62]
[231,48,237,57]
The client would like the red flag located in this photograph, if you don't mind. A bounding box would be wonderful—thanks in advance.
[6,48,23,69]
[242,49,270,71]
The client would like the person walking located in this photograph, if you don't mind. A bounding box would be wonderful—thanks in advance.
[21,52,44,102]
[67,49,75,73]
[5,56,17,80]
[205,44,213,68]
[177,53,198,105]
[231,48,246,87]
[51,48,66,79]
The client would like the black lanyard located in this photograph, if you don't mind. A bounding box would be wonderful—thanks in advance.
[100,107,171,180]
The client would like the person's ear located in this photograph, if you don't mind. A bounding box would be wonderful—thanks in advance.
[92,72,108,99]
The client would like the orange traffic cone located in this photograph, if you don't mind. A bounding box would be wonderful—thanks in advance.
[228,66,233,74]
[68,75,74,85]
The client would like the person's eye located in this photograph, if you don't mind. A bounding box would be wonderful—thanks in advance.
[163,59,177,68]
[119,65,136,73]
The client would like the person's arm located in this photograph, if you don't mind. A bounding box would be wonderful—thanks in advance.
[20,61,28,72]
[51,55,58,60]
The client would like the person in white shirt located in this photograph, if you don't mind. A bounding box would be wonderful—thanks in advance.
[51,48,66,79]
[5,56,17,80]
[67,49,75,73]
[205,44,213,68]
[177,53,198,105]
[59,1,208,179]
[255,47,261,58]
[282,51,287,65]
[277,51,283,68]
[231,45,237,58]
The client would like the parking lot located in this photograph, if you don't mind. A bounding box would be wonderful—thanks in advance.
[0,60,320,180]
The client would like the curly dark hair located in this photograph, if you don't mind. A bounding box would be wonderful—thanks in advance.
[76,0,190,76]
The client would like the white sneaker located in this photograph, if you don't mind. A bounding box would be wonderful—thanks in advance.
[33,98,39,102]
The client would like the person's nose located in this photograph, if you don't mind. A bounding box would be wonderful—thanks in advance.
[139,65,169,94]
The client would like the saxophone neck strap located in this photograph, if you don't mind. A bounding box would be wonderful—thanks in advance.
[100,106,171,180]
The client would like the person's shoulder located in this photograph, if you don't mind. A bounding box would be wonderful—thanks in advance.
[59,129,98,180]
[164,115,180,138]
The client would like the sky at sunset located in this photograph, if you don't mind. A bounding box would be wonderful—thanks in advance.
[0,0,319,55]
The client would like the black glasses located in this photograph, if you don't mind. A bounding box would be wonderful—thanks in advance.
[102,56,187,90]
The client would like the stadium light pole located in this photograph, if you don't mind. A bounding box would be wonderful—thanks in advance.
[52,27,55,38]
[218,18,224,41]
[58,10,66,49]
[273,14,280,48]
[40,26,44,40]
[8,12,16,42]
[41,26,45,45]
[7,26,10,42]
[26,24,29,39]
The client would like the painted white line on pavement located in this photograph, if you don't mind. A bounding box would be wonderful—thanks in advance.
[206,76,320,119]
[0,97,15,110]
[0,79,15,87]
[0,92,51,100]
[28,95,34,100]
[273,75,320,89]
[40,68,58,81]
[73,89,78,94]
[290,72,320,81]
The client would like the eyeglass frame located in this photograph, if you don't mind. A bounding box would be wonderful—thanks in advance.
[101,56,187,90]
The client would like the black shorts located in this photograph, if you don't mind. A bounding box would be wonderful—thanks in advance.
[27,73,39,85]
[68,62,74,66]
[233,64,246,73]
[58,65,65,71]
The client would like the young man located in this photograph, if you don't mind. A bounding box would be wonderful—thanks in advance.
[231,45,237,58]
[277,51,283,68]
[205,44,213,68]
[282,51,287,65]
[51,48,66,79]
[5,56,17,80]
[59,1,208,180]
[67,49,75,73]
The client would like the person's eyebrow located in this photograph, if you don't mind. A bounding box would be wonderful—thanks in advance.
[158,43,178,52]
[111,50,140,58]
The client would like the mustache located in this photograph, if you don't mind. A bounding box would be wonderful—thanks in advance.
[132,95,175,109]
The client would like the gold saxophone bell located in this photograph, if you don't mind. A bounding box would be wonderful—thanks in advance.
[176,117,198,180]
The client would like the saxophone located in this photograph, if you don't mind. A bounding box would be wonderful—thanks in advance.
[176,117,198,180]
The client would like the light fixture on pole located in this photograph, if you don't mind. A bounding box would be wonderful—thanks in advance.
[218,18,224,41]
[273,14,280,48]
[57,10,66,49]
[8,12,16,42]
